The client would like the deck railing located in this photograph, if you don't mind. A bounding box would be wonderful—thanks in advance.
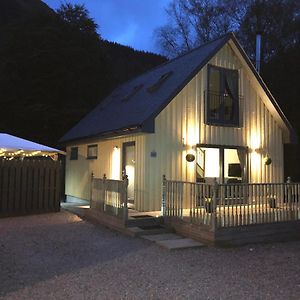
[163,176,300,228]
[90,174,128,222]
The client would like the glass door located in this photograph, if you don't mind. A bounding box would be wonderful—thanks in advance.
[196,146,247,184]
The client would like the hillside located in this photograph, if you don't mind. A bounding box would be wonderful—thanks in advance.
[0,0,54,25]
[0,0,167,147]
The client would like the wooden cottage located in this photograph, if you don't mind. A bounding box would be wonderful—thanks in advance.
[61,33,295,215]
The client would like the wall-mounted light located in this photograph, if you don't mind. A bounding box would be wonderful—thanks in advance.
[114,146,119,150]
[186,153,195,162]
[264,156,272,165]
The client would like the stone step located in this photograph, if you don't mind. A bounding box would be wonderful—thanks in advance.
[127,225,172,237]
[141,233,182,242]
[126,216,163,227]
[156,238,205,250]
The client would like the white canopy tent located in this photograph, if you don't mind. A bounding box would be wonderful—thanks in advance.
[0,133,65,158]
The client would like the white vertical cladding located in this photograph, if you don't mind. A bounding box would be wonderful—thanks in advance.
[65,134,147,208]
[203,43,284,183]
[143,43,285,210]
[144,75,200,211]
[66,42,286,211]
[65,144,91,201]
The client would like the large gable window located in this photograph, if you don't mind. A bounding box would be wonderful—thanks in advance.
[206,65,239,126]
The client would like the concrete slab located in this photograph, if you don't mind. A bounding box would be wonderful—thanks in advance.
[127,227,144,235]
[156,238,205,250]
[141,233,182,242]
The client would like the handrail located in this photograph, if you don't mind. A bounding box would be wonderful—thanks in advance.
[163,176,300,229]
[90,173,128,223]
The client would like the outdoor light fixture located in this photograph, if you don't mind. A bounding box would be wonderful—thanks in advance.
[186,153,195,162]
[264,156,272,165]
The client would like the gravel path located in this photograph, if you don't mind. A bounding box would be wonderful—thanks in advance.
[1,210,300,300]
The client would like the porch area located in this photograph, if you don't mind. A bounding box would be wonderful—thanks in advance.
[89,174,300,245]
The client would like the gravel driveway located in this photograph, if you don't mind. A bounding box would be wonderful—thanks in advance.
[1,210,300,300]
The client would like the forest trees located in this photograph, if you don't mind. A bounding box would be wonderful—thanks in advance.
[155,0,300,63]
[155,0,300,126]
[0,1,165,146]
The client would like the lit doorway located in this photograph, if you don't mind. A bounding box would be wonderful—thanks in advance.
[122,142,135,208]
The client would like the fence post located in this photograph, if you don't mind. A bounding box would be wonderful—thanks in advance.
[90,172,94,207]
[286,177,293,214]
[123,175,129,224]
[211,178,218,231]
[102,173,107,211]
[161,175,167,216]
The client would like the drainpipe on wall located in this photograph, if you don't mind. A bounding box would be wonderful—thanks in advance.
[256,31,262,74]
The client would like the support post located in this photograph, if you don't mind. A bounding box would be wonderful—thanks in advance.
[211,178,218,231]
[102,173,107,211]
[286,177,292,211]
[90,172,94,208]
[123,175,129,224]
[161,175,167,216]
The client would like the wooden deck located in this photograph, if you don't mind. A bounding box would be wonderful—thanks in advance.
[176,204,300,227]
[90,176,300,246]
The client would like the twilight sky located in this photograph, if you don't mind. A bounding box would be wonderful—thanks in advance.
[43,0,171,53]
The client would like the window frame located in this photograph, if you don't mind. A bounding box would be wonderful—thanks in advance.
[87,144,98,160]
[206,65,240,127]
[196,144,248,184]
[70,147,78,160]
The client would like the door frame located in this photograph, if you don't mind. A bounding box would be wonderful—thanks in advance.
[122,141,136,176]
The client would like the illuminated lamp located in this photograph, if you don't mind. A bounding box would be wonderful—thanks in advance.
[186,153,195,162]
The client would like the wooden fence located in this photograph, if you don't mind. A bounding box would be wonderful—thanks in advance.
[91,174,128,222]
[0,159,63,217]
[163,176,300,228]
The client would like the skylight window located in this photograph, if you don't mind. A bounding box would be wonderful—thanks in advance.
[121,84,144,102]
[147,71,173,93]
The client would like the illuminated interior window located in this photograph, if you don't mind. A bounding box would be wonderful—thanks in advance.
[224,148,244,183]
[196,146,246,184]
[207,65,239,126]
[111,146,121,180]
[87,144,98,159]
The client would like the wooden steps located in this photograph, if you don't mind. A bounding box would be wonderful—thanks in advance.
[126,215,164,227]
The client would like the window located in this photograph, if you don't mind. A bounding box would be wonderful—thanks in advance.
[70,147,78,160]
[87,144,98,159]
[196,146,247,184]
[207,65,239,126]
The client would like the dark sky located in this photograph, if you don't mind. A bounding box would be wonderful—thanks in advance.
[43,0,171,53]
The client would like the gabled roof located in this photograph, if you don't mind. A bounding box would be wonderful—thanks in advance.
[60,33,295,144]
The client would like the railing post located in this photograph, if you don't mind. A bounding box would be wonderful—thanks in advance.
[123,175,129,224]
[211,178,218,231]
[102,173,107,211]
[161,175,167,216]
[286,177,293,214]
[90,172,94,207]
